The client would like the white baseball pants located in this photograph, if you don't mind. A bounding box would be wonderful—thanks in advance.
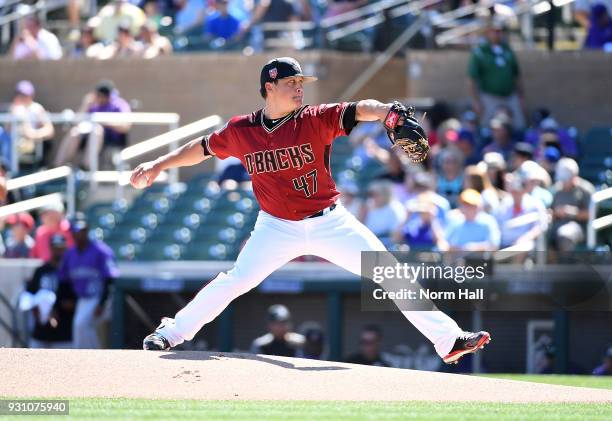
[157,202,462,357]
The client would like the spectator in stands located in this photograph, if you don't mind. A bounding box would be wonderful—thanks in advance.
[30,202,74,262]
[8,80,55,171]
[482,115,514,162]
[405,171,450,225]
[539,146,561,177]
[550,158,594,251]
[468,18,525,130]
[575,0,612,25]
[0,174,7,207]
[393,198,443,251]
[173,0,206,35]
[25,234,76,349]
[70,25,105,59]
[363,180,406,247]
[10,15,63,61]
[437,148,464,208]
[204,0,244,48]
[592,346,612,376]
[482,152,509,205]
[4,212,35,258]
[296,322,325,360]
[60,213,118,349]
[324,0,367,19]
[518,160,553,208]
[251,304,305,357]
[525,116,578,159]
[587,9,612,49]
[99,24,144,59]
[456,129,479,166]
[139,21,173,58]
[143,0,165,29]
[438,189,501,252]
[495,173,548,250]
[463,165,500,214]
[510,142,534,172]
[337,182,364,220]
[91,0,147,44]
[246,0,311,48]
[345,325,390,367]
[55,80,131,170]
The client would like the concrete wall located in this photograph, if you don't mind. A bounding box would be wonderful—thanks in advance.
[407,50,612,131]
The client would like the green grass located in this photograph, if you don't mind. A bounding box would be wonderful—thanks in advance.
[2,400,611,421]
[480,374,612,390]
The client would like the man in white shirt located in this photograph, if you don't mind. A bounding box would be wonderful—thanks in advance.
[10,15,63,60]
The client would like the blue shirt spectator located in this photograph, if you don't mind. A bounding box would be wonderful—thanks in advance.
[440,189,501,251]
[205,0,242,40]
[584,4,612,49]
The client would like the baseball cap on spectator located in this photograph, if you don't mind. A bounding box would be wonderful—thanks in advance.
[461,110,478,123]
[6,212,35,232]
[267,304,291,322]
[544,146,561,163]
[459,189,482,207]
[539,117,559,133]
[49,233,67,248]
[483,152,506,171]
[457,129,475,145]
[513,142,534,159]
[555,158,579,183]
[592,4,608,19]
[16,80,35,97]
[118,22,131,34]
[41,202,65,214]
[506,173,524,192]
[606,346,612,359]
[413,171,434,190]
[490,115,512,132]
[70,212,89,232]
[96,79,116,97]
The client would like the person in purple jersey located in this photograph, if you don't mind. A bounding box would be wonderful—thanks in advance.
[59,213,119,348]
[54,79,132,170]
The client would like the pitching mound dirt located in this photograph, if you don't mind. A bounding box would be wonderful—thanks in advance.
[1,348,611,402]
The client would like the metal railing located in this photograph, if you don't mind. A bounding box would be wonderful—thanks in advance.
[115,114,222,199]
[5,165,75,215]
[587,187,612,248]
[496,211,548,264]
[339,14,427,101]
[435,0,578,46]
[0,192,64,218]
[0,0,69,50]
[0,111,180,176]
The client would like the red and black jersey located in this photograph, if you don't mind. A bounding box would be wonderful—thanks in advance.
[203,103,353,220]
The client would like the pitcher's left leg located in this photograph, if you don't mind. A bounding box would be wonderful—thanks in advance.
[308,204,464,358]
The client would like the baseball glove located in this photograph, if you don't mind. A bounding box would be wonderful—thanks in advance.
[383,101,429,163]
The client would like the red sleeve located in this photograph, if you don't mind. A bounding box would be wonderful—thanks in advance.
[205,119,237,160]
[310,103,352,142]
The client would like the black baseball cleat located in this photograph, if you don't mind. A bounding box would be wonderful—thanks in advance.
[443,331,491,364]
[143,332,171,351]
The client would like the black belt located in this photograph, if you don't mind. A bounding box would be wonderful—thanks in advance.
[305,203,337,219]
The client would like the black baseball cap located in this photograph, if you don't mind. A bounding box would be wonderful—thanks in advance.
[260,57,317,93]
[70,212,89,233]
[267,304,291,322]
